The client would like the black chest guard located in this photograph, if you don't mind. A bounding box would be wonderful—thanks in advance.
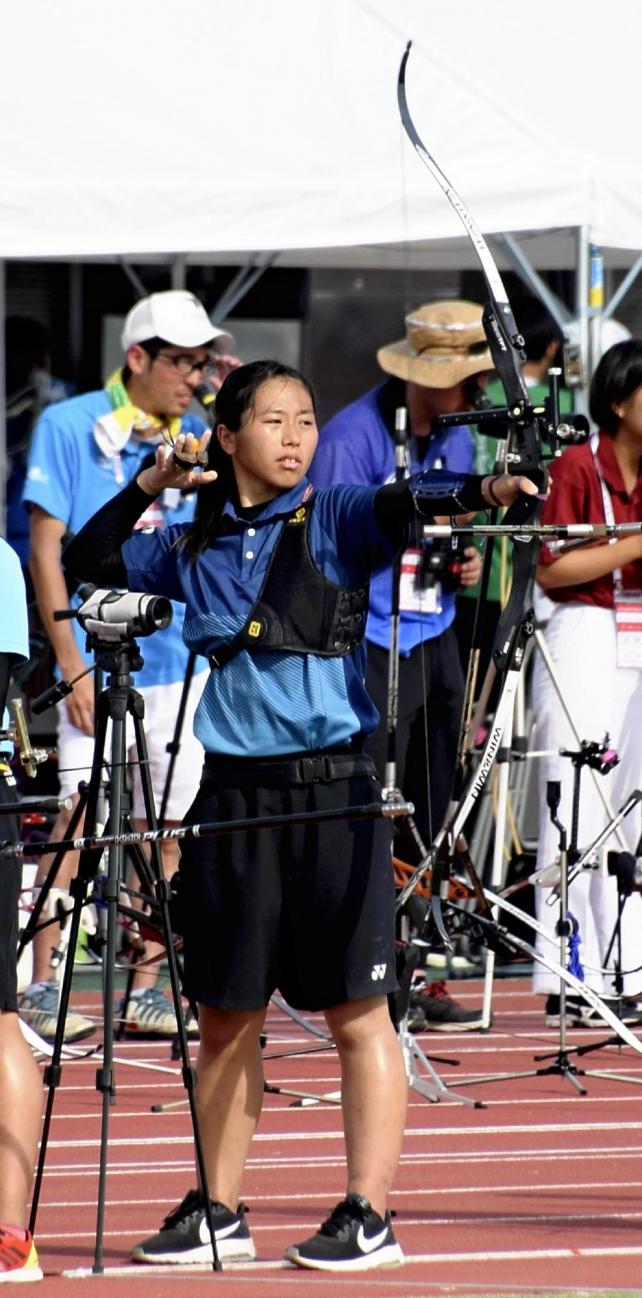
[209,500,369,670]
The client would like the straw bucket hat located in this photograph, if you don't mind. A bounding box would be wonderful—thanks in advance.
[377,300,493,388]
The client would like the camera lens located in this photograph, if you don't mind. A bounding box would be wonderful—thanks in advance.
[137,595,172,633]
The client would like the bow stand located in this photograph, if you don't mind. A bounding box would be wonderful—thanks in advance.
[383,406,482,1108]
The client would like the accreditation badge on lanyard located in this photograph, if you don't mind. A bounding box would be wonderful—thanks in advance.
[398,548,441,614]
[614,588,642,668]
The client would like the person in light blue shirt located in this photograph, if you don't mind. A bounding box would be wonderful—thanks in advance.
[0,539,43,1281]
[63,358,535,1272]
[0,541,29,752]
[19,289,230,1042]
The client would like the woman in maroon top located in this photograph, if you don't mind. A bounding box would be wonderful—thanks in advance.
[532,341,642,1025]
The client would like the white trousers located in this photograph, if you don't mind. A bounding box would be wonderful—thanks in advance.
[57,671,208,822]
[531,603,642,997]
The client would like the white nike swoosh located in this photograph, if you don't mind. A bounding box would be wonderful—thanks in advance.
[198,1218,240,1244]
[356,1223,389,1254]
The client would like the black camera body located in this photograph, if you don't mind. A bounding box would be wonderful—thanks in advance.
[419,535,466,592]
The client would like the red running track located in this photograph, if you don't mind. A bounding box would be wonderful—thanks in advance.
[28,977,642,1296]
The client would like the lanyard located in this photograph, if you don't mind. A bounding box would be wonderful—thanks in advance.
[590,433,622,591]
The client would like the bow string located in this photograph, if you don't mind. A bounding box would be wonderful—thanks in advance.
[395,40,552,928]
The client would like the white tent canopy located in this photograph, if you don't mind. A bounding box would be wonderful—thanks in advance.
[1,0,641,263]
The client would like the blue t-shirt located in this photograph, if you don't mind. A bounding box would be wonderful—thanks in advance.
[309,383,474,652]
[122,479,397,756]
[22,389,207,687]
[1,539,29,754]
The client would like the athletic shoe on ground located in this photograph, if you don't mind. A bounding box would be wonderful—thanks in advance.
[545,993,642,1029]
[19,981,95,1044]
[284,1193,404,1271]
[424,949,480,972]
[131,1189,255,1264]
[116,988,181,1038]
[0,1226,43,1282]
[424,951,448,969]
[407,979,485,1032]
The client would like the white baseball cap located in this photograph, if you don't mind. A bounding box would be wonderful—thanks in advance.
[121,290,232,351]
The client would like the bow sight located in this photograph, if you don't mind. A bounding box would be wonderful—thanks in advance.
[433,359,591,475]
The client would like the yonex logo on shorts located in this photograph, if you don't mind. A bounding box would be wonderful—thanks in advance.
[371,963,387,981]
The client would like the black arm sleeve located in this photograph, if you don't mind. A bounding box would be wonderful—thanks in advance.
[373,473,488,544]
[63,478,161,588]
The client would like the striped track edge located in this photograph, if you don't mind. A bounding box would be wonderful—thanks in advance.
[62,1243,642,1277]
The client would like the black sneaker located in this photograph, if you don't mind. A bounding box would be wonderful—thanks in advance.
[407,979,485,1032]
[284,1193,404,1271]
[131,1189,255,1264]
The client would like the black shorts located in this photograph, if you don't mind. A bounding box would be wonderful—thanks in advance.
[177,747,398,1012]
[0,773,21,1012]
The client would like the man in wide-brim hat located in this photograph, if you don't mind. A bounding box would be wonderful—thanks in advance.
[309,299,493,1032]
[377,298,493,399]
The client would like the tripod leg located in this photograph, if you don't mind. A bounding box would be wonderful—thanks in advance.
[29,701,111,1235]
[158,648,197,827]
[130,703,222,1271]
[112,834,158,1039]
[91,694,130,1273]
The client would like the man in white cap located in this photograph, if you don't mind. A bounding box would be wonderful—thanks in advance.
[20,290,238,1042]
[309,300,493,1031]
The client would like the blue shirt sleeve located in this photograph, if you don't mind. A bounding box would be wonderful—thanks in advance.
[122,524,187,603]
[0,539,29,660]
[313,484,397,580]
[22,403,81,525]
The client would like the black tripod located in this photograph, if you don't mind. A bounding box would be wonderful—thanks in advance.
[554,847,642,1085]
[452,742,642,1091]
[27,631,223,1272]
[529,777,589,1093]
[531,743,642,1090]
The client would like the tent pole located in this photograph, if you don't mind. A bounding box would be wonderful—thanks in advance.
[603,253,642,321]
[117,259,148,300]
[575,225,590,412]
[211,252,278,321]
[496,234,572,330]
[171,255,187,290]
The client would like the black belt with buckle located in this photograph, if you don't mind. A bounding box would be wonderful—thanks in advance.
[201,742,372,786]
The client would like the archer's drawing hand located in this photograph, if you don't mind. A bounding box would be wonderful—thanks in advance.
[137,432,217,495]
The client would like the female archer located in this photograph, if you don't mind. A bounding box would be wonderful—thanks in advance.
[64,358,535,1272]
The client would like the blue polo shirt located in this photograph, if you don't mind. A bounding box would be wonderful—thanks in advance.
[309,383,474,652]
[1,539,29,754]
[23,389,206,687]
[122,479,397,756]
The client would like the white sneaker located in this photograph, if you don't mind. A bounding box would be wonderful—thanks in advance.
[20,981,95,1043]
[116,988,178,1037]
